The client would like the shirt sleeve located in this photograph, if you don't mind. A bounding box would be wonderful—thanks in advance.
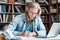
[6,15,20,36]
[36,17,46,37]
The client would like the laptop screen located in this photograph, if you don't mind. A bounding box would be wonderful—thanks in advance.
[47,23,60,37]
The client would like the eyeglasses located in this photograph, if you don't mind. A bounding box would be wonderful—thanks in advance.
[30,11,37,15]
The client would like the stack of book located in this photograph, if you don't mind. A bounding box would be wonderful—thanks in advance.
[41,16,47,23]
[50,6,57,13]
[25,0,34,3]
[58,0,60,3]
[41,7,48,14]
[51,15,58,22]
[51,0,56,4]
[38,0,49,4]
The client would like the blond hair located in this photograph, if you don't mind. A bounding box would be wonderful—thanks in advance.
[26,2,41,16]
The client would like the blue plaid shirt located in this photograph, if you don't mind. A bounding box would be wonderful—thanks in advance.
[25,20,33,32]
[6,13,46,37]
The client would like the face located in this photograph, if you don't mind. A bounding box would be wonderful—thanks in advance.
[27,8,38,20]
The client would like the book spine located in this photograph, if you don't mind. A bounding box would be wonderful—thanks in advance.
[0,15,2,22]
[3,14,5,22]
[5,15,9,22]
[0,5,1,12]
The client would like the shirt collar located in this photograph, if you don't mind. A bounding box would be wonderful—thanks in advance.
[23,13,37,22]
[23,16,36,23]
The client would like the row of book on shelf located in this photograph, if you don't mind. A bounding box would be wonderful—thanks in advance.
[0,0,25,4]
[41,15,59,23]
[0,0,24,31]
[0,0,25,13]
[1,14,58,23]
[0,0,25,23]
[38,0,60,4]
[0,4,24,13]
[0,14,18,23]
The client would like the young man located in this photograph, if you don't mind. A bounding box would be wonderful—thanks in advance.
[6,2,46,37]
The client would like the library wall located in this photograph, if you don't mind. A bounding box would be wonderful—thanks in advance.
[0,0,60,33]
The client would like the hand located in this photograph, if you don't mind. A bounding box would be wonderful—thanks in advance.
[24,31,30,36]
[17,31,37,37]
[17,31,30,36]
[28,32,37,37]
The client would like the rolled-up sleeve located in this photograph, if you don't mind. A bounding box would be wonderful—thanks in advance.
[36,17,46,37]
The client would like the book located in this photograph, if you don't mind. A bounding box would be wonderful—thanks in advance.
[8,0,15,3]
[41,7,48,14]
[2,0,7,2]
[14,6,21,13]
[7,15,12,22]
[1,5,6,12]
[58,0,60,3]
[5,15,9,22]
[44,0,49,4]
[51,0,56,4]
[17,6,25,13]
[0,5,1,12]
[38,0,48,4]
[5,15,12,22]
[41,16,47,22]
[0,15,2,22]
[51,15,58,22]
[17,0,25,4]
[25,0,33,3]
[38,0,45,3]
[3,14,5,22]
[50,6,56,13]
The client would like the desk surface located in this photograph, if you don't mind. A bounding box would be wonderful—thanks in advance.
[8,35,60,40]
[0,31,60,40]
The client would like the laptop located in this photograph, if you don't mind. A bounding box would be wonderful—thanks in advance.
[36,23,60,38]
[47,23,60,38]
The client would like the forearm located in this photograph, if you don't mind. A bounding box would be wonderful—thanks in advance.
[17,32,25,36]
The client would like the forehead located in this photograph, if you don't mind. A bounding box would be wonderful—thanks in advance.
[29,8,38,12]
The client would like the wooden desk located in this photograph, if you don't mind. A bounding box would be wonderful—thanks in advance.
[0,34,5,40]
[6,36,60,40]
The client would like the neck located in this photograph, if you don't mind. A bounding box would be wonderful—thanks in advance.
[26,15,32,22]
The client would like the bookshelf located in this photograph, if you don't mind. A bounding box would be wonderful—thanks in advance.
[0,3,25,22]
[50,0,60,23]
[0,0,25,30]
[36,0,60,33]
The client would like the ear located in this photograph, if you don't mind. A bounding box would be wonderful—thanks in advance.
[38,9,41,16]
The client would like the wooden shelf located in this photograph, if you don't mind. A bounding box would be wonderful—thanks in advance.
[0,12,21,15]
[39,3,50,7]
[41,13,49,16]
[0,2,25,5]
[51,3,57,6]
[50,13,57,15]
[43,22,50,24]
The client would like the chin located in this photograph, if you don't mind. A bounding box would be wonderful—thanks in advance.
[30,18,34,20]
[30,16,35,20]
